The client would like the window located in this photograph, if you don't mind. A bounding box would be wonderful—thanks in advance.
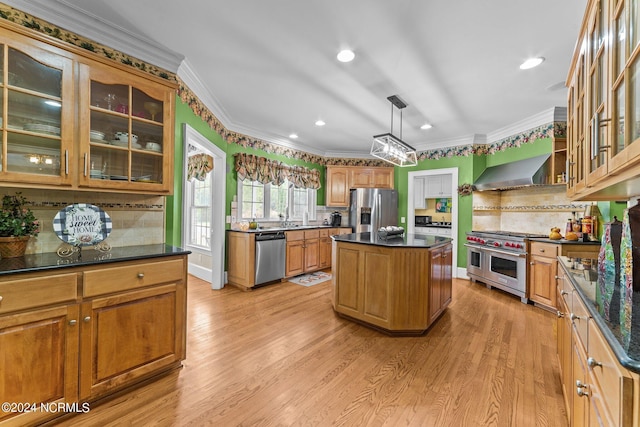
[187,176,211,249]
[238,179,316,221]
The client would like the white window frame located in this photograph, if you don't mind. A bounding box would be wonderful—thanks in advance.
[237,178,316,222]
[185,176,212,250]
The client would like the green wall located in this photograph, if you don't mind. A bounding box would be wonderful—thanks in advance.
[166,99,325,246]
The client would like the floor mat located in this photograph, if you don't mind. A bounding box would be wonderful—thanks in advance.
[288,271,332,286]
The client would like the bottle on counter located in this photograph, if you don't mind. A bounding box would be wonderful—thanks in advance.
[582,216,592,242]
[566,218,573,235]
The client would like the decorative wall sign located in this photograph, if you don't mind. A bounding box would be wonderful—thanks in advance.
[53,204,112,247]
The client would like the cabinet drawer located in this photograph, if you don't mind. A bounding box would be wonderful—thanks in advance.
[319,229,329,238]
[0,273,78,314]
[83,259,184,297]
[304,229,319,239]
[286,230,304,241]
[529,242,558,258]
[588,319,634,425]
[571,291,590,348]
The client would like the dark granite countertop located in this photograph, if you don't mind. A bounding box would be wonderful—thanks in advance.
[558,256,640,374]
[0,244,191,276]
[332,232,452,248]
[529,237,601,245]
[415,224,452,229]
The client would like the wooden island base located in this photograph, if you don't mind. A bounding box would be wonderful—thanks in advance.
[331,233,452,335]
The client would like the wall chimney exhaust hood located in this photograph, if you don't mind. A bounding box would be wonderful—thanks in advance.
[473,153,551,191]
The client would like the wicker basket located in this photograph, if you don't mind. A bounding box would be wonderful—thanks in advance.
[0,236,30,258]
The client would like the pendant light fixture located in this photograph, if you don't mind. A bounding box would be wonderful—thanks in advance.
[370,95,417,167]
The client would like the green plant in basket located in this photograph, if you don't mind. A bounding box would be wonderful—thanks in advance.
[0,192,40,237]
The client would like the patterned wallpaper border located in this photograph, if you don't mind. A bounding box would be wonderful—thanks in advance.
[29,201,164,210]
[0,2,177,82]
[1,2,566,168]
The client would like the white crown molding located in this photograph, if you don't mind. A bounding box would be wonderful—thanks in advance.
[486,106,565,143]
[413,134,485,152]
[177,60,233,126]
[2,0,184,72]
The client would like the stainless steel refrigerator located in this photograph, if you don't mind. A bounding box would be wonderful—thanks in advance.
[349,188,398,233]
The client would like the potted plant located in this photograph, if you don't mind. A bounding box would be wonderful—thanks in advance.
[0,192,40,257]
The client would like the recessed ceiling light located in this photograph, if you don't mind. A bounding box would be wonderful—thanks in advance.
[289,133,298,139]
[519,57,545,70]
[315,120,326,127]
[337,49,355,63]
[420,123,433,130]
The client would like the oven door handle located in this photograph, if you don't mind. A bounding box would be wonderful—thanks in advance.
[483,248,528,258]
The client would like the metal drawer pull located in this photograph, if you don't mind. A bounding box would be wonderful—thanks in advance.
[83,316,91,323]
[137,273,144,279]
[560,290,569,296]
[556,311,565,318]
[587,357,602,368]
[539,248,545,252]
[576,379,589,397]
[570,313,580,321]
[68,319,77,326]
[0,295,3,302]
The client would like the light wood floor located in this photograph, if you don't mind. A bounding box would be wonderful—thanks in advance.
[56,275,568,426]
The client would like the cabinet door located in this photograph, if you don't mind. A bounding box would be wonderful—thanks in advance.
[79,283,184,400]
[0,304,79,426]
[303,237,320,272]
[557,290,573,420]
[424,175,443,198]
[572,336,590,427]
[78,62,174,194]
[414,177,426,209]
[440,174,452,196]
[372,168,394,188]
[529,254,557,308]
[285,240,305,277]
[441,245,452,308]
[319,236,332,269]
[429,247,443,324]
[326,167,350,207]
[350,168,374,187]
[0,32,75,187]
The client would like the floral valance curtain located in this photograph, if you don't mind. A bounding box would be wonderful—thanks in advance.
[234,153,320,189]
[187,153,214,181]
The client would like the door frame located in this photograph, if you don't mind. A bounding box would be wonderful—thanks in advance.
[407,167,459,278]
[181,124,226,289]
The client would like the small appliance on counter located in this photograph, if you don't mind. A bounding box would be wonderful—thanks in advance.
[329,211,342,226]
[415,215,432,226]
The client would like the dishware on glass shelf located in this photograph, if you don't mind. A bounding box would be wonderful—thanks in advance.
[114,131,138,144]
[145,142,161,152]
[143,101,161,121]
[103,93,117,111]
[115,104,129,114]
[90,130,105,141]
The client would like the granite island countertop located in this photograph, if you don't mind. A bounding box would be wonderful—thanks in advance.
[529,237,601,245]
[558,255,640,374]
[0,244,191,276]
[332,232,452,248]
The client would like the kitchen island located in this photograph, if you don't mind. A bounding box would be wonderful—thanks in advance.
[331,232,452,335]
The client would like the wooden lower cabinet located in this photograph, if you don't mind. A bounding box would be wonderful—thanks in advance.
[556,261,637,427]
[0,255,187,426]
[529,241,600,310]
[227,231,256,288]
[429,244,452,324]
[285,229,319,277]
[332,241,452,334]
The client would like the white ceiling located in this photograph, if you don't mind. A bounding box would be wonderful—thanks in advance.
[8,0,587,157]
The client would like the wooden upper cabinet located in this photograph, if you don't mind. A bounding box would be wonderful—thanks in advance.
[568,0,640,200]
[326,166,394,207]
[0,20,176,195]
[0,29,75,187]
[78,62,175,194]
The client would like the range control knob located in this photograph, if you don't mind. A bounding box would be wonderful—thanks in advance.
[493,242,500,247]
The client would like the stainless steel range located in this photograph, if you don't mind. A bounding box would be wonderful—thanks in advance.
[465,230,545,303]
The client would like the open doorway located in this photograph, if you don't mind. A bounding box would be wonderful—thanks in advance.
[407,168,459,278]
[181,124,226,289]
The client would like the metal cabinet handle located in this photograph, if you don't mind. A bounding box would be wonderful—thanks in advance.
[561,290,569,296]
[557,311,565,318]
[83,316,91,323]
[137,273,144,279]
[84,153,88,176]
[0,295,3,302]
[65,149,69,175]
[576,380,585,388]
[577,387,590,397]
[587,357,602,368]
[570,313,580,321]
[68,319,77,326]
[539,248,545,253]
[530,261,534,265]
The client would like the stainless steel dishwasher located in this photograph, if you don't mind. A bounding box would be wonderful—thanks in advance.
[255,231,286,285]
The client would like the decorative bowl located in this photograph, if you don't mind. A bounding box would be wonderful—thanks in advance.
[114,132,138,144]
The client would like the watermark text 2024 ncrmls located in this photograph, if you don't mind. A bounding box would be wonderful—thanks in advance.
[1,401,90,414]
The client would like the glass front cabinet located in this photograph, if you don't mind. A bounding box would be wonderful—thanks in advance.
[568,0,640,200]
[0,24,175,194]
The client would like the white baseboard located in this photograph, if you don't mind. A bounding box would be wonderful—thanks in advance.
[188,263,211,283]
[457,267,469,280]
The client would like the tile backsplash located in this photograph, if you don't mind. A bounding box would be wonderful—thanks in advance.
[472,186,593,234]
[3,188,165,255]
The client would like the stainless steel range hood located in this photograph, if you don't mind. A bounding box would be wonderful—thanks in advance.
[473,153,551,191]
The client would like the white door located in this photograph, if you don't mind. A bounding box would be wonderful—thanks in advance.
[182,124,226,289]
